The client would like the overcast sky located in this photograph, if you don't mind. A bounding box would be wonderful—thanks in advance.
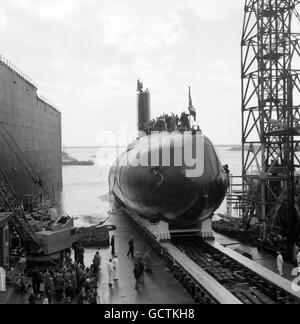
[0,0,244,146]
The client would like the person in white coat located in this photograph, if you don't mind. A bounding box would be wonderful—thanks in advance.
[277,251,284,277]
[0,267,6,292]
[107,259,114,287]
[112,255,119,281]
[43,298,49,305]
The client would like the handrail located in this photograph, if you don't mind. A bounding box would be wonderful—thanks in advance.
[0,54,61,112]
[38,95,61,113]
[0,54,38,89]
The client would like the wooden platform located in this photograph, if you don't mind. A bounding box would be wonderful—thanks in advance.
[162,242,242,304]
[170,228,202,234]
[209,240,300,301]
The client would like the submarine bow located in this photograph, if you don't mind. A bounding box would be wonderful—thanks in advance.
[109,82,229,227]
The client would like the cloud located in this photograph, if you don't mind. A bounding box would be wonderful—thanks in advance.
[89,0,239,54]
[4,0,75,22]
[0,0,244,145]
[0,9,7,31]
[207,59,240,83]
[2,0,240,53]
[38,0,74,22]
[187,0,239,22]
[91,1,187,54]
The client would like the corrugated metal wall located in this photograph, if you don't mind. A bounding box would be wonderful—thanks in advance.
[0,62,62,199]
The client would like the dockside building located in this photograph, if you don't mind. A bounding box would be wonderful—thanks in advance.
[0,55,62,199]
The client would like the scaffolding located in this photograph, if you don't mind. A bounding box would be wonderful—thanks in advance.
[241,0,300,250]
[226,175,243,218]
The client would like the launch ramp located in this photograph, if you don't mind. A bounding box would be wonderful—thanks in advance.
[208,240,300,301]
[162,243,242,304]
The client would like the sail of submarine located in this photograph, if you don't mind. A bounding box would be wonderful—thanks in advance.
[109,81,229,227]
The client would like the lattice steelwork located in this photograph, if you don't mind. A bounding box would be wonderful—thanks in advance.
[242,0,300,248]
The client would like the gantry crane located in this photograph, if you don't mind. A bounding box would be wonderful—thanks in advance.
[242,0,300,255]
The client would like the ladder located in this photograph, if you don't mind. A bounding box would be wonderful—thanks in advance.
[0,120,70,220]
[0,166,41,249]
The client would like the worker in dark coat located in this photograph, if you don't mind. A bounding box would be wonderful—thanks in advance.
[31,268,42,296]
[28,288,36,304]
[134,263,143,290]
[54,274,64,302]
[64,281,75,301]
[138,258,145,284]
[78,245,85,267]
[144,251,153,274]
[93,251,101,278]
[72,242,80,264]
[111,235,115,256]
[127,237,135,258]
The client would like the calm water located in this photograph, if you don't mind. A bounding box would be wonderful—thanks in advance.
[62,146,242,227]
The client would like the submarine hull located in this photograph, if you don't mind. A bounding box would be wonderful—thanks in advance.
[109,132,229,227]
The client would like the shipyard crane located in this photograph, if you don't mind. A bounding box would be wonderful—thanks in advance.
[241,0,300,256]
[0,119,78,257]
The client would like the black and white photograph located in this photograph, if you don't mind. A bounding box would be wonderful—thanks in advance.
[0,0,300,309]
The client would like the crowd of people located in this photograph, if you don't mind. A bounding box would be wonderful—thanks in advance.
[22,244,100,304]
[18,233,300,303]
[142,112,193,135]
[21,235,154,304]
[11,231,300,307]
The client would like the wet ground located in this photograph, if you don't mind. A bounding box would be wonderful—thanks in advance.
[87,206,194,304]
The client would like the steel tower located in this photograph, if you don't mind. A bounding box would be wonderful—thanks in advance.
[242,0,300,251]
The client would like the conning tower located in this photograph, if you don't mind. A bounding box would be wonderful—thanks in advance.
[137,79,151,132]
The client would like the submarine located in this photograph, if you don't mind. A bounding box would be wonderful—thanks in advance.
[109,81,229,238]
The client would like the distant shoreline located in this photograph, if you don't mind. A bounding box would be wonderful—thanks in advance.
[64,146,127,149]
[226,146,245,151]
[226,145,260,151]
[65,144,241,149]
